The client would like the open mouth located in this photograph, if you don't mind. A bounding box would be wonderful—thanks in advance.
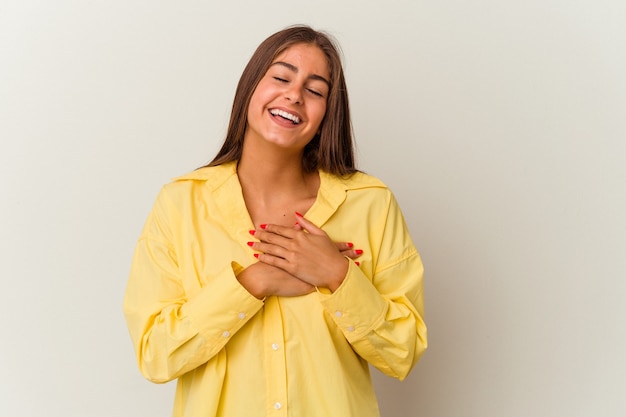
[269,108,301,125]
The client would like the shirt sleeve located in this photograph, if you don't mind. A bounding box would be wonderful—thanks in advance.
[123,187,264,383]
[318,191,427,381]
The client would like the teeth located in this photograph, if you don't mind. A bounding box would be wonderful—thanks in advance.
[270,109,300,124]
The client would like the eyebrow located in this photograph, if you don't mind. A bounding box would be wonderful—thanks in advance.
[271,61,330,87]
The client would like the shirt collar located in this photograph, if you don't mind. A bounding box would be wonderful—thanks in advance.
[172,161,386,227]
[173,162,385,191]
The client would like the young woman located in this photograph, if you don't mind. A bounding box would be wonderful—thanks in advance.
[124,25,427,417]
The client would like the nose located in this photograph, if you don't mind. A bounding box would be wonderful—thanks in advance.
[284,84,303,104]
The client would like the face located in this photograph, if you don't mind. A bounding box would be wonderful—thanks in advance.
[244,43,330,152]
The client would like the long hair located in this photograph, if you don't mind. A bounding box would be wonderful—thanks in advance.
[206,25,356,176]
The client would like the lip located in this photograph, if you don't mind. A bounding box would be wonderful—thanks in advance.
[268,106,304,128]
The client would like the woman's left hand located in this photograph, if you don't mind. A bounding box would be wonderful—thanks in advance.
[250,213,350,292]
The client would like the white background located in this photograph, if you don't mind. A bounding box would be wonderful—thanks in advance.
[1,1,625,416]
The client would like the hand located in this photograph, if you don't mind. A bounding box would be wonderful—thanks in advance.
[294,221,363,264]
[236,262,315,299]
[250,213,351,292]
[334,241,363,265]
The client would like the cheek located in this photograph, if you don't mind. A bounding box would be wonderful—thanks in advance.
[248,88,262,109]
[313,103,327,126]
[247,90,268,121]
[248,81,271,109]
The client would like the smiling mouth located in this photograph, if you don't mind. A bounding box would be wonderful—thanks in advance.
[269,109,301,125]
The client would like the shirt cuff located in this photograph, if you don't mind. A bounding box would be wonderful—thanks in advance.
[318,260,387,342]
[181,262,264,343]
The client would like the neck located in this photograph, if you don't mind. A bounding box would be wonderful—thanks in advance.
[237,141,316,199]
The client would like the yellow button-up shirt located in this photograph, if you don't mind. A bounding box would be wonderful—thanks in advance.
[123,162,427,417]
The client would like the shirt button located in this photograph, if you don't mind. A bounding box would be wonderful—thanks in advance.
[335,311,343,317]
[274,402,282,410]
[271,343,279,350]
[222,331,230,338]
[347,326,355,332]
[238,312,246,319]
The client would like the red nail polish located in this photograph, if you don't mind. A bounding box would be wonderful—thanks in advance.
[247,242,254,247]
[249,230,256,235]
[295,212,303,217]
[355,261,360,266]
[260,224,267,229]
[347,242,354,248]
[254,253,259,258]
[355,249,363,255]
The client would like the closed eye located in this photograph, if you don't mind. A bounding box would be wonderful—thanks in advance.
[307,88,323,97]
[273,77,288,82]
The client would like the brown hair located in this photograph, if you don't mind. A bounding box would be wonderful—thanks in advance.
[206,25,357,175]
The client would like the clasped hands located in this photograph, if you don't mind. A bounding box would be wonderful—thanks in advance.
[237,212,363,299]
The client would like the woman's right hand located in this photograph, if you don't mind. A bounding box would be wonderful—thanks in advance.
[236,262,315,299]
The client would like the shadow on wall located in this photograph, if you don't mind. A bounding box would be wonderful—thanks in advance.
[369,191,507,417]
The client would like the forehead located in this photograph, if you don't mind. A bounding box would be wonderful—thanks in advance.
[272,43,330,80]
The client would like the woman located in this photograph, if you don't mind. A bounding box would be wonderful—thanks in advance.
[124,25,427,417]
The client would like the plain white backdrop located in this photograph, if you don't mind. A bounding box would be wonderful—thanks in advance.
[1,1,625,416]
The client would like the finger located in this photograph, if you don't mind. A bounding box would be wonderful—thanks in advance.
[294,212,325,236]
[251,241,289,259]
[340,249,363,258]
[255,251,294,274]
[335,241,354,252]
[259,223,299,239]
[253,227,294,249]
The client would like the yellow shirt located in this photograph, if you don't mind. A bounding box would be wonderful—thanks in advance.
[123,162,427,417]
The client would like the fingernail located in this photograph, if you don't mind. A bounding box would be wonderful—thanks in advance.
[355,249,363,255]
[355,261,360,266]
[260,224,267,229]
[249,230,256,235]
[295,212,303,217]
[347,242,354,248]
[247,242,254,247]
[254,253,259,258]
